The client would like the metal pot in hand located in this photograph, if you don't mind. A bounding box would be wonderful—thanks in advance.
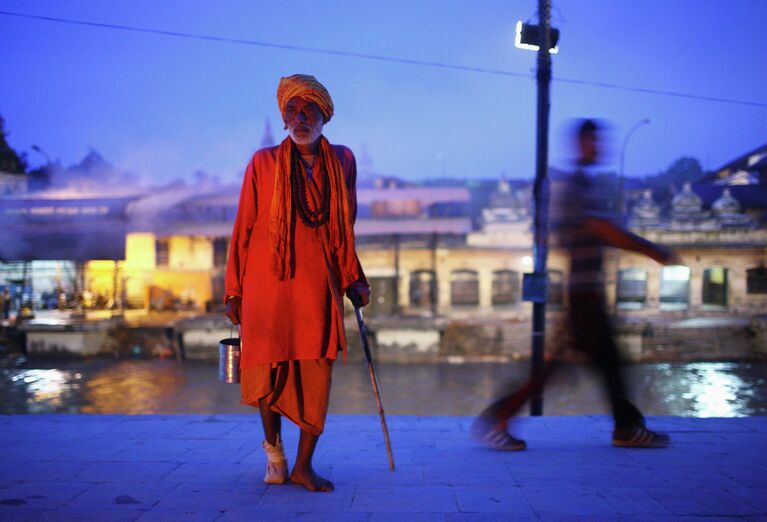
[218,334,241,384]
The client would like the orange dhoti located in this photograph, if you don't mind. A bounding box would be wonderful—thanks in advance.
[240,359,334,435]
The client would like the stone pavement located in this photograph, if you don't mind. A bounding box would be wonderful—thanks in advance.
[1,414,766,521]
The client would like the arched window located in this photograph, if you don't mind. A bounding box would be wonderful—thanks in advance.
[660,265,690,310]
[617,268,647,309]
[547,270,564,306]
[409,270,436,308]
[492,270,520,306]
[747,267,767,294]
[702,267,728,307]
[155,238,169,267]
[450,270,479,306]
[212,238,228,268]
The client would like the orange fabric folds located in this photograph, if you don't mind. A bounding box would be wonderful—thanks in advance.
[276,74,334,123]
[241,359,334,435]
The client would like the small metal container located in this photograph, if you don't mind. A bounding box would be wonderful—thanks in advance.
[218,337,241,384]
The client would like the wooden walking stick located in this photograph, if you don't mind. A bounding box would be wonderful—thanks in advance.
[353,305,395,471]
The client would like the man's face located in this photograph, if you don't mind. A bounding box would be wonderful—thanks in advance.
[284,97,324,145]
[578,131,600,164]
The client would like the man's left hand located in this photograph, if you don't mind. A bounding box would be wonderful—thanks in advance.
[655,245,684,266]
[346,283,371,308]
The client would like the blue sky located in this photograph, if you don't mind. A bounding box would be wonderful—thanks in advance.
[1,0,765,185]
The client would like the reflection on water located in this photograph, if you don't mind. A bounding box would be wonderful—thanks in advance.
[655,362,766,418]
[680,363,744,416]
[11,369,82,411]
[82,361,190,414]
[1,359,766,417]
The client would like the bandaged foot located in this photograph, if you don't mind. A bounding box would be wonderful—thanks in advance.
[262,436,289,484]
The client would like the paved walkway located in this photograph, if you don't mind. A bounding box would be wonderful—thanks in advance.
[1,414,766,521]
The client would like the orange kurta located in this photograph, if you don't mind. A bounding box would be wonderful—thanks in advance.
[225,143,365,367]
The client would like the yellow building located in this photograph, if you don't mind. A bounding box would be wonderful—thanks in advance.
[84,187,234,310]
[85,232,226,310]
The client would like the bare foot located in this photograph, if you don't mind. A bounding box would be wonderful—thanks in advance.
[290,466,334,492]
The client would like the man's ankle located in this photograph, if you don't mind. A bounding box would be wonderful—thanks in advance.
[264,433,281,446]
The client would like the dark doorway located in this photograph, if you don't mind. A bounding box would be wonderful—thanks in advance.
[702,267,728,308]
[367,276,397,317]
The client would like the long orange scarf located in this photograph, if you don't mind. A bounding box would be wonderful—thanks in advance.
[269,136,357,287]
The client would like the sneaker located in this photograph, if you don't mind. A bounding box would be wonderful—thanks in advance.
[612,426,670,448]
[470,418,527,451]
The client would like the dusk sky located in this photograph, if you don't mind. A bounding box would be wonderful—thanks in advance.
[1,0,765,186]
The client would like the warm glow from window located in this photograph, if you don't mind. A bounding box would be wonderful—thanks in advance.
[662,265,691,281]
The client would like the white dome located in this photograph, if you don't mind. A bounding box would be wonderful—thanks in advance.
[672,183,702,213]
[632,189,660,219]
[712,188,742,215]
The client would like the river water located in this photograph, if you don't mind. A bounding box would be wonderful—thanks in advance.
[2,359,766,417]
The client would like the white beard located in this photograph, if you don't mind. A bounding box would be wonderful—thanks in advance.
[289,122,323,145]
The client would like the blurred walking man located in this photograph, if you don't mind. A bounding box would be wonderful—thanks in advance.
[225,74,370,491]
[472,119,680,450]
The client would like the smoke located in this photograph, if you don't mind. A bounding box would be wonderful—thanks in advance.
[36,150,135,197]
[1,148,242,264]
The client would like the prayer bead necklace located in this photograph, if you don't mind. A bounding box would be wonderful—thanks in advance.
[291,147,330,228]
[300,154,316,181]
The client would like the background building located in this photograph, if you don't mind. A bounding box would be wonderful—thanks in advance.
[2,142,766,360]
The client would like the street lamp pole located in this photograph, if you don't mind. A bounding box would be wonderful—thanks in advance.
[529,0,553,416]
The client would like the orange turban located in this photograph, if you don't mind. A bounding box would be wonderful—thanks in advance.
[277,74,334,123]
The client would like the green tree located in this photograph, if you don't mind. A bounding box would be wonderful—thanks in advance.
[664,156,704,188]
[0,115,27,174]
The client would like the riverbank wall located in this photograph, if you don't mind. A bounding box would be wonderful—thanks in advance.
[357,314,767,363]
[5,311,765,364]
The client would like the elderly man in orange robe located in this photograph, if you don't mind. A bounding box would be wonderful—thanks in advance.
[225,74,370,492]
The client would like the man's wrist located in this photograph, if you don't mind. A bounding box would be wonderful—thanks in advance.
[226,295,241,303]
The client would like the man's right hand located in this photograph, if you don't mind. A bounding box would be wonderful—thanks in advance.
[225,296,242,325]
